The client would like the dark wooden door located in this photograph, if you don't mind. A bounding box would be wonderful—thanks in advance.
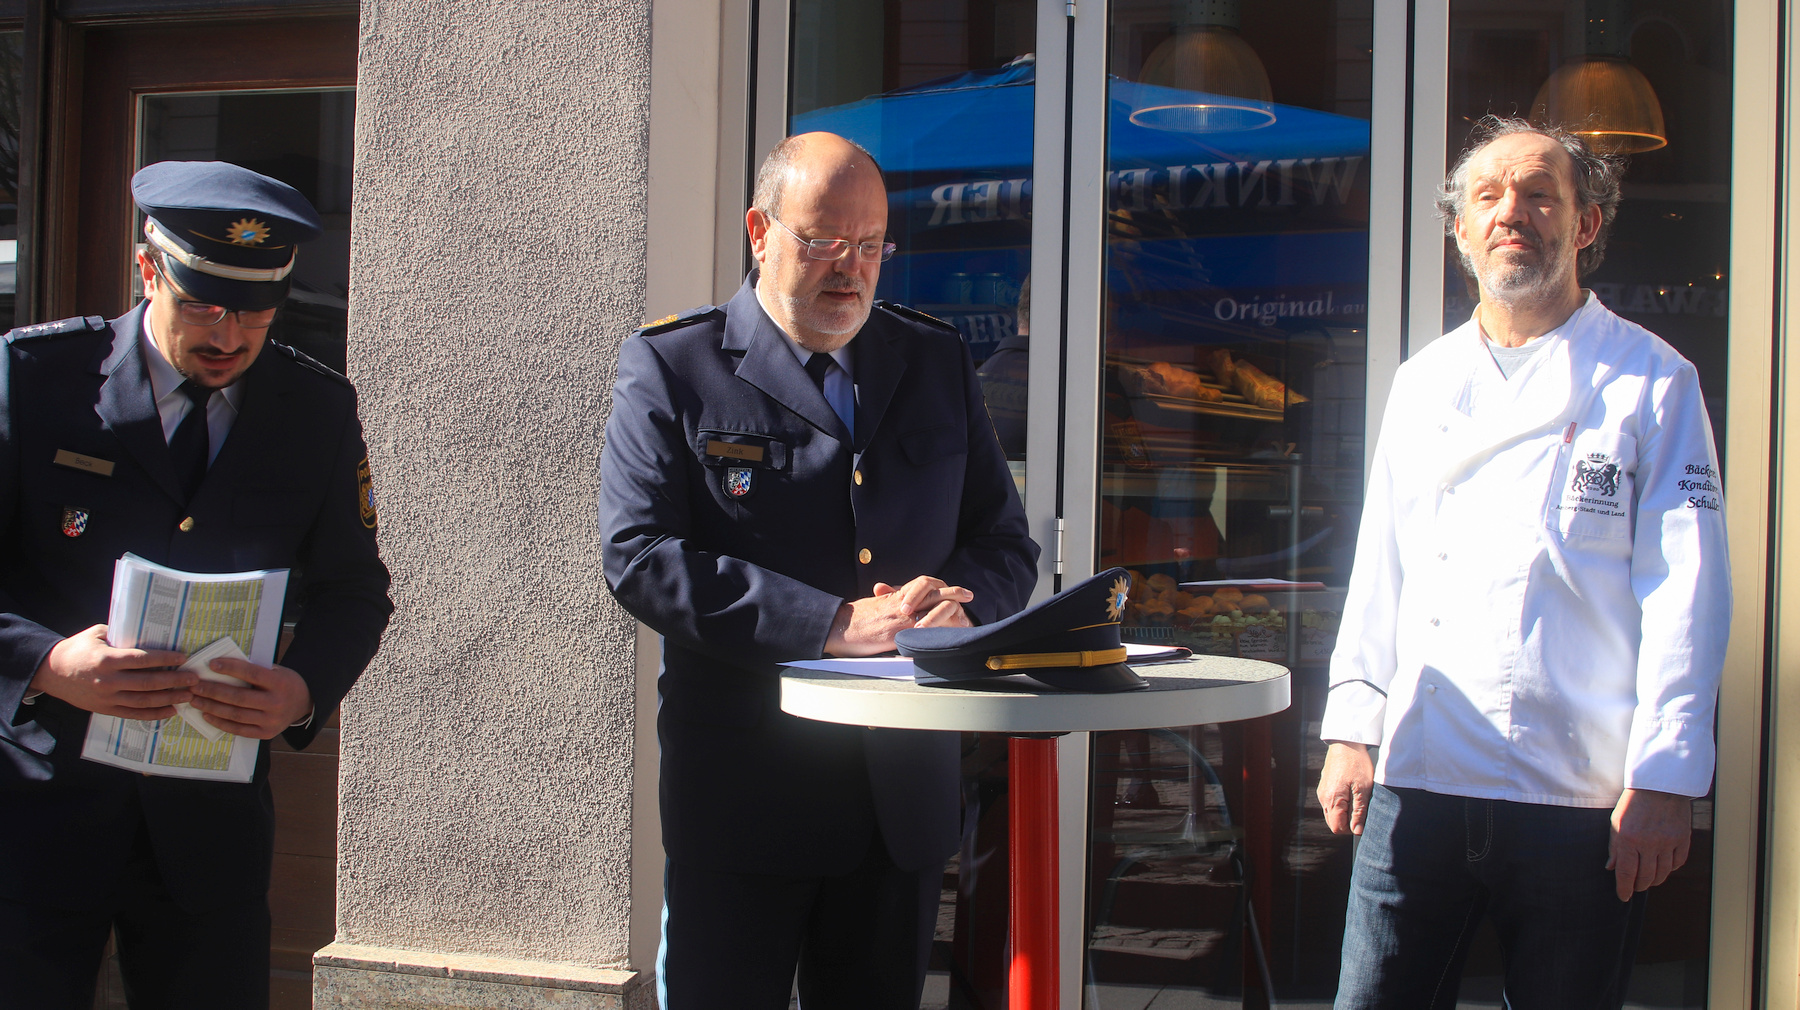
[46,15,358,1010]
[42,14,356,318]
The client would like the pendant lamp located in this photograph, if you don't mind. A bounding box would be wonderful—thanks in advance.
[1530,0,1666,154]
[1132,0,1276,132]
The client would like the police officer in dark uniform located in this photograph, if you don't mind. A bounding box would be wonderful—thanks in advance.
[0,161,392,1008]
[599,133,1038,1009]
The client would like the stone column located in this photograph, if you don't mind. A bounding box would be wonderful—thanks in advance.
[314,0,656,1004]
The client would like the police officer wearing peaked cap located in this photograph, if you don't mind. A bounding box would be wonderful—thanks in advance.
[0,161,392,1008]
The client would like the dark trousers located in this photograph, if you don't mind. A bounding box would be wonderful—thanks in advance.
[0,825,269,1010]
[659,833,940,1010]
[1335,785,1645,1010]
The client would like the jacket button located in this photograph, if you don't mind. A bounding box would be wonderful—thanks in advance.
[853,469,864,486]
[1427,684,1438,694]
[858,548,872,564]
[178,517,195,533]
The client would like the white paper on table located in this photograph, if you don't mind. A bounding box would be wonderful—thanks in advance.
[781,656,918,680]
[172,637,251,742]
[1124,643,1191,664]
[1179,578,1326,590]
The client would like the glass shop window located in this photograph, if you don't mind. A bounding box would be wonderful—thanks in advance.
[1443,0,1730,1004]
[1091,0,1372,1005]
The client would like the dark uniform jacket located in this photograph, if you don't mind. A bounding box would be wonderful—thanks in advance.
[0,304,392,909]
[599,274,1038,876]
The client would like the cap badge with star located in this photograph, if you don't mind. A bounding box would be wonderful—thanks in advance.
[132,161,324,311]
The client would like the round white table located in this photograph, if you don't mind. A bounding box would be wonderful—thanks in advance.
[781,656,1291,1010]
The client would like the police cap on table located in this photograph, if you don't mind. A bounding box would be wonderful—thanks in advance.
[132,161,323,312]
[896,568,1149,693]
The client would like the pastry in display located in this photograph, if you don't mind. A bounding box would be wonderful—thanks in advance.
[1118,361,1226,402]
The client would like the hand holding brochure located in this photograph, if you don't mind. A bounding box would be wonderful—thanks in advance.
[80,553,289,783]
[172,636,252,743]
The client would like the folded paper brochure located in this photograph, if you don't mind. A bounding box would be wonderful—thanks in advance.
[79,553,289,783]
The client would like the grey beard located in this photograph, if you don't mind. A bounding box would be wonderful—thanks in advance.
[1473,241,1574,309]
[777,288,867,337]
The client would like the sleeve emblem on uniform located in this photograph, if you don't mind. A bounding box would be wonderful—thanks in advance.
[61,507,89,538]
[357,455,379,529]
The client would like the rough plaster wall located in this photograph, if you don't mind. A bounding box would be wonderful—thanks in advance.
[337,0,650,967]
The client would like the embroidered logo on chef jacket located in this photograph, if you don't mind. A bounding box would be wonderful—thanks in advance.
[1549,431,1636,539]
[1570,453,1622,497]
[723,467,755,498]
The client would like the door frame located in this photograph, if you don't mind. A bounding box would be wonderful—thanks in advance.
[38,12,356,320]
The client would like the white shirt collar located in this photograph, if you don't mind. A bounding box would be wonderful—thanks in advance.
[780,332,854,380]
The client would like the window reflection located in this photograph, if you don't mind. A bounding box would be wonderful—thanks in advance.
[791,0,1037,491]
[1094,0,1371,1004]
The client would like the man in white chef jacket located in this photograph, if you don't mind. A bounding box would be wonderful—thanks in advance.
[1316,115,1730,1007]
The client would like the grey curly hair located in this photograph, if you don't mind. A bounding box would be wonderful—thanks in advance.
[1436,115,1625,278]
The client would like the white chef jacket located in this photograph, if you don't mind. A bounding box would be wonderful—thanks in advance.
[1319,294,1730,807]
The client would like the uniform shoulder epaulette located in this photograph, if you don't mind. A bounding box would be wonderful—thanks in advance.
[4,315,107,343]
[637,304,719,336]
[268,339,352,387]
[875,300,958,334]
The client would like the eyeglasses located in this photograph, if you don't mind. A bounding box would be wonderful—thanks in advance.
[769,216,896,263]
[150,260,279,329]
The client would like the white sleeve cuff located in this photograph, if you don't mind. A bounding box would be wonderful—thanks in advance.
[1319,679,1387,746]
[1623,716,1714,798]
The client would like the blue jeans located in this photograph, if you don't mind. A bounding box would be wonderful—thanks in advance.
[1335,785,1646,1010]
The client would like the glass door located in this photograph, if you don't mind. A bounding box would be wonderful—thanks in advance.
[1088,0,1372,1005]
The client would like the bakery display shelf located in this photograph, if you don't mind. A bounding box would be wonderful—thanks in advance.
[1108,353,1288,424]
[1136,391,1285,424]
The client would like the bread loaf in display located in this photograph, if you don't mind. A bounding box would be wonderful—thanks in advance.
[1119,361,1226,402]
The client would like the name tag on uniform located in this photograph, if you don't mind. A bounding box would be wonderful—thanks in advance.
[706,439,765,463]
[53,449,115,477]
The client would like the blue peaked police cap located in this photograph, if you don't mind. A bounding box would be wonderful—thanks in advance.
[896,568,1149,693]
[133,161,324,311]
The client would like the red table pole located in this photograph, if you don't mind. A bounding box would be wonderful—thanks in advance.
[1008,736,1060,1010]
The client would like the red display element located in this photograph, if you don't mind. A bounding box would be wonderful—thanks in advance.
[1008,736,1060,1010]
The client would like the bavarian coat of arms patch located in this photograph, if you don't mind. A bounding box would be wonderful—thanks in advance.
[60,507,89,538]
[723,467,755,498]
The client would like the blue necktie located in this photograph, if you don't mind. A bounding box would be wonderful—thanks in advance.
[805,352,854,436]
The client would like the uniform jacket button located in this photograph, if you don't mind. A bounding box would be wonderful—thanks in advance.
[858,548,872,564]
[178,516,195,533]
[853,469,864,486]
